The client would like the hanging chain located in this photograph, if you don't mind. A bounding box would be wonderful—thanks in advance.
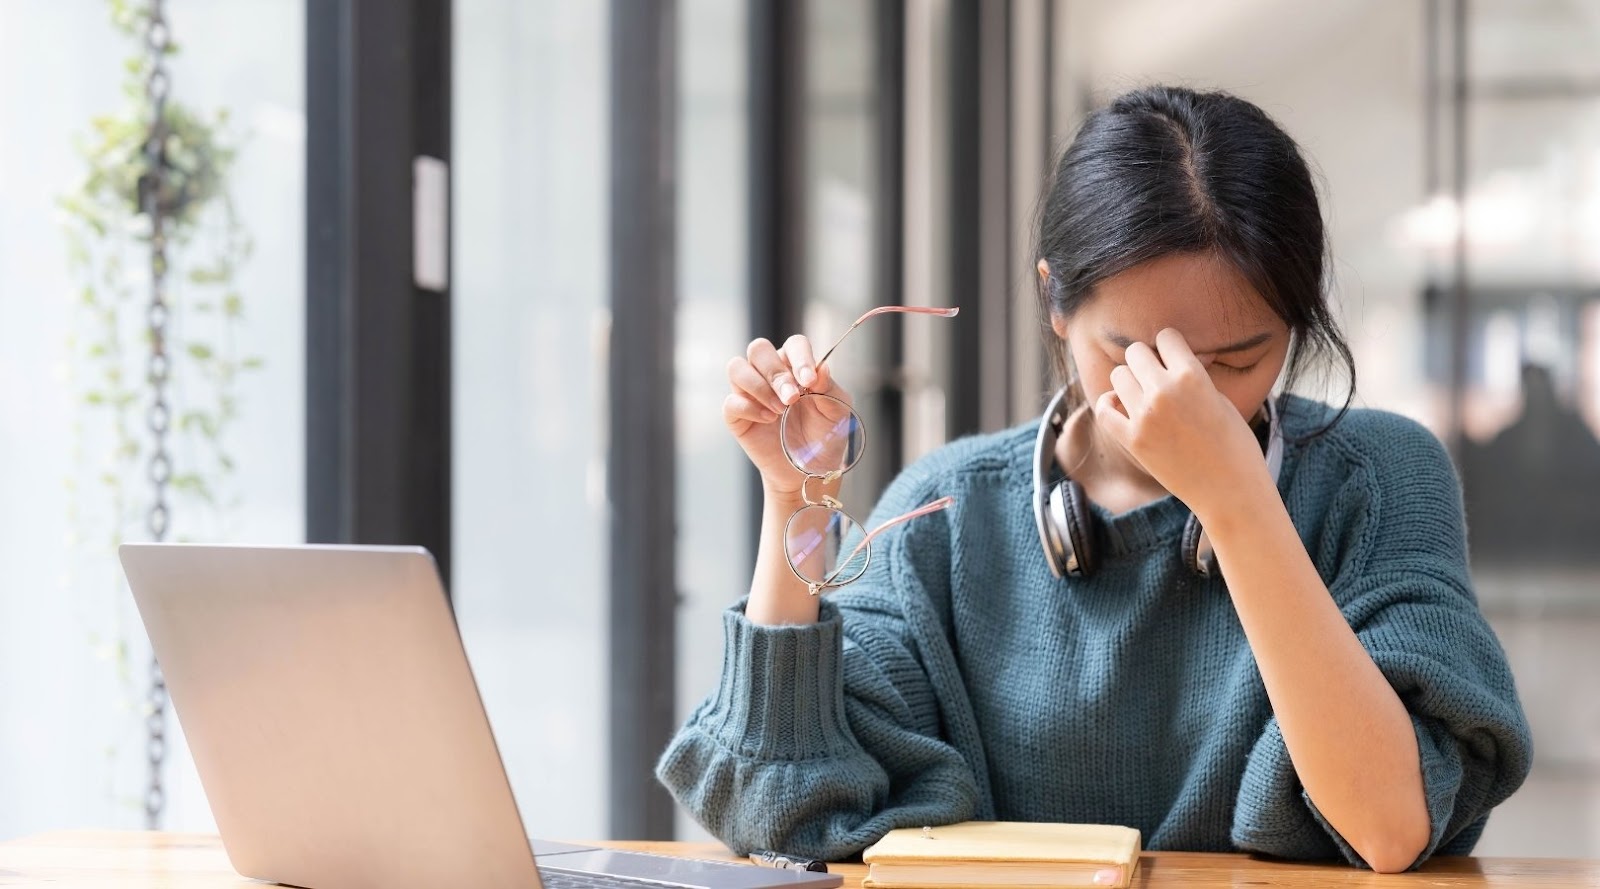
[140,0,173,831]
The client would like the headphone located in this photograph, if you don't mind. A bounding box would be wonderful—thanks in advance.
[1031,386,1285,579]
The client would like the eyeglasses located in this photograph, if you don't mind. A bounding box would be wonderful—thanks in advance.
[781,305,960,596]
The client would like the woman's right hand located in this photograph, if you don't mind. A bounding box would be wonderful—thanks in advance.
[724,335,854,498]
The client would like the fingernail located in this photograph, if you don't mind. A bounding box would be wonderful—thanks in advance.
[780,382,799,403]
[797,366,817,387]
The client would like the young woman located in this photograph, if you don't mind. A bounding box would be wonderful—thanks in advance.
[657,86,1531,873]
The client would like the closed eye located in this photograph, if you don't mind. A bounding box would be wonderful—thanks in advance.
[1211,361,1260,375]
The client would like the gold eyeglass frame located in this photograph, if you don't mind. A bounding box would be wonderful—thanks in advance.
[776,305,960,596]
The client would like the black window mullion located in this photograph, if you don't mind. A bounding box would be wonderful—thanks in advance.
[747,0,807,550]
[305,0,454,588]
[875,0,908,478]
[947,0,982,440]
[609,0,679,841]
[946,0,1012,439]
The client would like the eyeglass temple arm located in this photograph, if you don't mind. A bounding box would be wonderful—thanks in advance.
[822,496,955,586]
[813,306,961,373]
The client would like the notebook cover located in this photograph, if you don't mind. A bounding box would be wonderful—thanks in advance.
[861,821,1141,867]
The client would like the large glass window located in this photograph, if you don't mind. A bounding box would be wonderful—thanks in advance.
[675,0,750,842]
[453,0,610,839]
[0,0,304,835]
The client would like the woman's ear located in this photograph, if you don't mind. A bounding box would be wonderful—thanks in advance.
[1038,257,1069,345]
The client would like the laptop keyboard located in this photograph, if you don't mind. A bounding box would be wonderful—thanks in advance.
[539,869,691,889]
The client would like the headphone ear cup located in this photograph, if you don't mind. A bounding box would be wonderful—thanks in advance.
[1038,482,1067,576]
[1180,514,1214,577]
[1058,479,1097,577]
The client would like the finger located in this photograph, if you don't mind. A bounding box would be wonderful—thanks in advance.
[1123,340,1168,389]
[723,392,780,427]
[747,337,802,405]
[727,356,786,415]
[807,360,838,398]
[782,335,819,389]
[1155,328,1206,375]
[1093,389,1134,443]
[1108,364,1145,416]
[807,390,857,424]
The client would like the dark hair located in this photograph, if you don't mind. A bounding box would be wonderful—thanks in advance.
[1033,85,1354,437]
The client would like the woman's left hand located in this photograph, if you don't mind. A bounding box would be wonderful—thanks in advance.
[1093,328,1273,521]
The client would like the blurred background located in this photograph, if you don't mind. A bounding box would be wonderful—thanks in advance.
[1,0,1597,858]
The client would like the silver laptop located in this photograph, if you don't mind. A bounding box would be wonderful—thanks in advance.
[119,543,841,889]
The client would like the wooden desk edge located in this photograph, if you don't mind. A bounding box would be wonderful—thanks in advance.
[2,831,1597,887]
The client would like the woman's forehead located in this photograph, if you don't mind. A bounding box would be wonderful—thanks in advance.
[1084,252,1284,346]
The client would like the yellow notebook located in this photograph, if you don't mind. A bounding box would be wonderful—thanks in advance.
[860,821,1142,889]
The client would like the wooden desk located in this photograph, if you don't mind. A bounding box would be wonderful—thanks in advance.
[1,832,1596,887]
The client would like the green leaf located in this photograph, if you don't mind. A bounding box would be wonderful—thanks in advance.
[241,356,265,371]
[188,265,229,286]
[185,411,220,440]
[187,343,214,361]
[171,473,217,505]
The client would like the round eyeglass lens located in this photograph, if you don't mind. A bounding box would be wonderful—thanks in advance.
[782,392,864,478]
[784,504,870,588]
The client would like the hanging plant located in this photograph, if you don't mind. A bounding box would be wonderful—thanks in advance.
[58,0,260,824]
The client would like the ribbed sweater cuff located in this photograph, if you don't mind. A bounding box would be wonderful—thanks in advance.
[695,599,857,762]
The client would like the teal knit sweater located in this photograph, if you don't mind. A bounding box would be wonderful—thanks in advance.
[656,397,1532,867]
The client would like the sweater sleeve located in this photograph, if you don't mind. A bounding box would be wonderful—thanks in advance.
[655,471,982,860]
[1231,413,1533,868]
